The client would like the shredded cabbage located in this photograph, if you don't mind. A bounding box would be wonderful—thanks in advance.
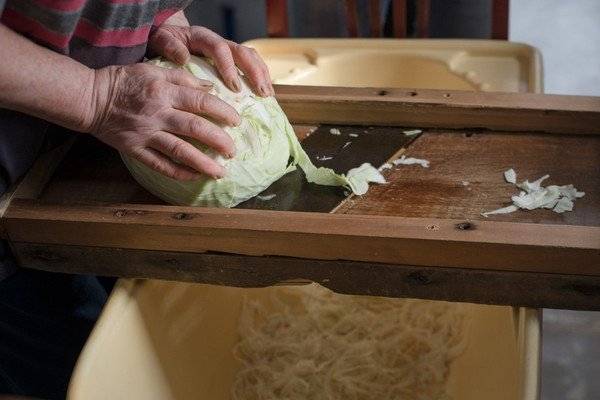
[482,169,585,217]
[232,283,468,400]
[122,56,385,207]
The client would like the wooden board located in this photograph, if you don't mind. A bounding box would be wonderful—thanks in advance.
[276,85,600,134]
[5,200,599,274]
[3,85,600,310]
[38,125,415,211]
[338,131,600,226]
[14,244,600,311]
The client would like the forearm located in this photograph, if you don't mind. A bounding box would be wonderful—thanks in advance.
[0,23,96,132]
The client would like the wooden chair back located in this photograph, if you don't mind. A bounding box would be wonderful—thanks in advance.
[266,0,509,40]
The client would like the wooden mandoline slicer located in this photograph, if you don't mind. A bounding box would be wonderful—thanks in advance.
[1,85,599,310]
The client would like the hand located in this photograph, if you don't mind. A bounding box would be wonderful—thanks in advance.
[148,25,274,97]
[86,63,240,181]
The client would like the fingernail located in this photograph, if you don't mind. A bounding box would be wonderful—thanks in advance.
[232,114,242,127]
[230,77,241,93]
[259,85,270,97]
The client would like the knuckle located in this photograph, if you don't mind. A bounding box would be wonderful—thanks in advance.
[146,79,165,98]
[245,46,258,56]
[149,158,167,174]
[146,132,162,148]
[194,92,210,111]
[168,140,189,161]
[169,168,188,180]
[214,41,229,54]
[129,146,146,160]
[186,116,206,135]
[153,30,171,45]
[247,65,263,79]
[191,26,208,37]
[169,168,187,181]
[163,41,180,54]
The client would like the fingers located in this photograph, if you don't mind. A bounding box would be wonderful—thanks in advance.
[170,85,240,126]
[163,68,214,91]
[228,42,274,97]
[151,28,191,65]
[148,132,226,179]
[188,27,242,93]
[129,147,202,181]
[151,25,274,97]
[165,110,235,157]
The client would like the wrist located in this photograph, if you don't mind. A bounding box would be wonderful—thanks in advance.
[81,66,120,135]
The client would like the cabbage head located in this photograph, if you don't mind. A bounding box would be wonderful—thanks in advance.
[122,56,385,208]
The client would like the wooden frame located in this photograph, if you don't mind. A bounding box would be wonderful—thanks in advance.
[5,200,599,275]
[275,85,600,134]
[2,86,599,310]
[14,244,600,311]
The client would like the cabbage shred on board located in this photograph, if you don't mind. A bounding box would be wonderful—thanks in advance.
[122,56,385,208]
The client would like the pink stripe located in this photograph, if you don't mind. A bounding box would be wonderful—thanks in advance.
[1,8,70,49]
[153,8,179,27]
[74,19,151,47]
[32,0,86,12]
[104,0,153,3]
[2,7,180,49]
[72,9,178,47]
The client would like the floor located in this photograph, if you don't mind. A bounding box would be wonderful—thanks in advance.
[510,1,600,399]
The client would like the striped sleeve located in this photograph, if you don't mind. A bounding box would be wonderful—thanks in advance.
[0,0,191,67]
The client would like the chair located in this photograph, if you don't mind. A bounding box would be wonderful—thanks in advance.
[265,0,509,40]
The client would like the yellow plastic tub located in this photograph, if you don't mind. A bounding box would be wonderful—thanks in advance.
[69,39,543,400]
[69,280,540,400]
[245,38,542,93]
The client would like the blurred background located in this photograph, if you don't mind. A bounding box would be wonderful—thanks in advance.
[183,1,600,399]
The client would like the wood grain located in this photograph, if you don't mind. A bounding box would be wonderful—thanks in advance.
[3,87,600,309]
[369,0,382,37]
[345,0,359,37]
[265,0,289,38]
[491,0,510,40]
[337,131,600,226]
[416,0,430,38]
[39,125,415,213]
[275,85,600,134]
[392,0,407,38]
[4,200,599,275]
[14,243,600,311]
[0,139,74,239]
[237,124,415,212]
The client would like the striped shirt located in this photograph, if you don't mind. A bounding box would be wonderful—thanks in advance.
[0,0,191,279]
[1,0,192,68]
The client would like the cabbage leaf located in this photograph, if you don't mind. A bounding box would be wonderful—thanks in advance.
[122,56,385,207]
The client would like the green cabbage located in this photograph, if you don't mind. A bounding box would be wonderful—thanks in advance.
[122,56,385,207]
